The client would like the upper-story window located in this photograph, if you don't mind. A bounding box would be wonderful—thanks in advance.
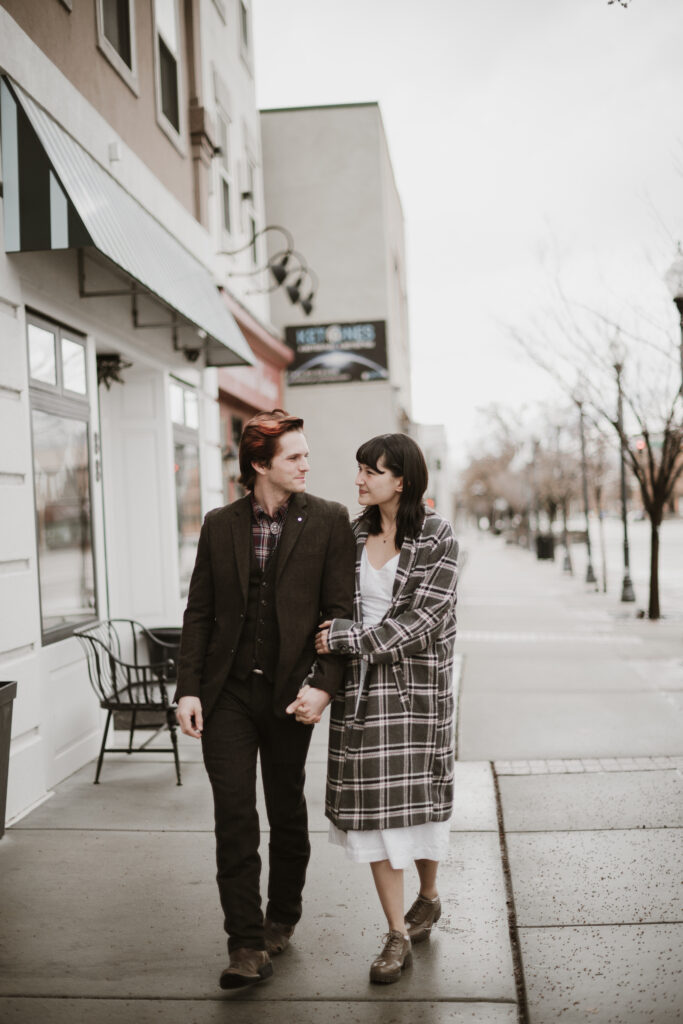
[154,0,184,145]
[239,0,251,67]
[240,142,259,263]
[95,0,139,94]
[27,314,98,643]
[217,112,233,236]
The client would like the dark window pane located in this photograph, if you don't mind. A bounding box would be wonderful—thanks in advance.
[250,215,257,264]
[240,1,249,48]
[222,178,231,232]
[32,410,96,634]
[159,37,180,130]
[174,442,201,596]
[103,0,132,68]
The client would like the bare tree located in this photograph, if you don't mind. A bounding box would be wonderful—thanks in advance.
[510,283,683,619]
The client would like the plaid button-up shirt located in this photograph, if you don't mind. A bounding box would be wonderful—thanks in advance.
[250,495,290,570]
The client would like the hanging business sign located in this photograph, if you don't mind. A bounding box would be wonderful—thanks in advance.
[285,320,388,386]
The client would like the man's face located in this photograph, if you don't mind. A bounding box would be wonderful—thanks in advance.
[257,430,310,495]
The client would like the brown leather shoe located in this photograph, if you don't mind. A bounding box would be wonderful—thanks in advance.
[264,918,295,956]
[369,930,412,984]
[219,948,273,989]
[405,893,442,943]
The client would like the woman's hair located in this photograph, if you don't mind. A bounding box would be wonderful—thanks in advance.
[356,433,428,548]
[239,408,304,490]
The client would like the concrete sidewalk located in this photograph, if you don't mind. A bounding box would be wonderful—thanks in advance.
[458,530,683,1024]
[1,530,681,1023]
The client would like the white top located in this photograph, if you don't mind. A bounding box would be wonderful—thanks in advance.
[359,546,399,626]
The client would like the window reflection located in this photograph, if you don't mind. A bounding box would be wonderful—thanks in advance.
[174,441,201,597]
[62,338,87,394]
[32,411,96,632]
[28,324,57,385]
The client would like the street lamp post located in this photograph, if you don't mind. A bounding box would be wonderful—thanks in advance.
[664,245,683,395]
[613,356,636,603]
[575,398,597,586]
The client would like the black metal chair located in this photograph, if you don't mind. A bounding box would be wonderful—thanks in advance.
[74,619,182,785]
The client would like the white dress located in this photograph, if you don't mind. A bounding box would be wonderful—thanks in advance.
[328,546,451,869]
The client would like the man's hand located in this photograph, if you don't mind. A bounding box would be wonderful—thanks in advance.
[176,696,204,738]
[285,685,331,725]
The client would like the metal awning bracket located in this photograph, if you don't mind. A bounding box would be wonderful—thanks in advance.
[77,248,137,299]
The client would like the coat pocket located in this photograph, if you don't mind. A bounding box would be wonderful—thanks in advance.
[392,662,410,711]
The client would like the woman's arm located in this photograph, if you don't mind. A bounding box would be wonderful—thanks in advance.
[326,520,458,665]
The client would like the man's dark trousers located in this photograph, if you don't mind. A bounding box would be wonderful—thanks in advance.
[202,673,313,952]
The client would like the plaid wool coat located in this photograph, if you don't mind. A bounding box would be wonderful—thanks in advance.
[325,509,458,832]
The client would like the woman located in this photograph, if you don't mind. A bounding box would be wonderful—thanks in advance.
[310,433,458,984]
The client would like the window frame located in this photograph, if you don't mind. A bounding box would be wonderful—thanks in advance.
[152,0,187,153]
[95,0,139,96]
[26,312,98,645]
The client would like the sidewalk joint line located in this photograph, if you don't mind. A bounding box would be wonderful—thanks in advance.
[520,920,683,929]
[505,826,683,834]
[490,761,529,1024]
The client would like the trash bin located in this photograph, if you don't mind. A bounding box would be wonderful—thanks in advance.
[535,534,555,561]
[0,681,17,840]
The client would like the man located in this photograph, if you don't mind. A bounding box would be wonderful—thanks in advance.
[176,409,355,989]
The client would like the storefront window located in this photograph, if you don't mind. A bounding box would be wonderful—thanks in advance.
[27,315,96,641]
[32,411,96,634]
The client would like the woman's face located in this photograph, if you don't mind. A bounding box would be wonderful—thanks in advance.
[355,456,403,508]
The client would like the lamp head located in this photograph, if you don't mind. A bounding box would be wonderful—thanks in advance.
[286,276,303,304]
[269,254,290,285]
[300,292,314,316]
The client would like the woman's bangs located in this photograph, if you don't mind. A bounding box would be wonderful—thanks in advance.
[356,435,392,472]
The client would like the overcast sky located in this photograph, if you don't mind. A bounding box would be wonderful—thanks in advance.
[252,0,683,462]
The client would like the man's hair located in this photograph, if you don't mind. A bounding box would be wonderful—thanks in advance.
[238,409,304,491]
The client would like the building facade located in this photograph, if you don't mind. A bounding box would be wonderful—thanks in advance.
[0,0,284,825]
[260,103,414,512]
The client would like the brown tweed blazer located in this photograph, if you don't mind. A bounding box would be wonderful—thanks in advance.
[175,491,355,719]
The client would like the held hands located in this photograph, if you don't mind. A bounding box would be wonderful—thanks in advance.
[315,619,332,655]
[176,696,203,739]
[285,684,331,725]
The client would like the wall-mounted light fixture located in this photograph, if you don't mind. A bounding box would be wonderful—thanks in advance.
[218,224,318,316]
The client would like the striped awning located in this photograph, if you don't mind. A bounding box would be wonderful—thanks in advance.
[0,78,253,367]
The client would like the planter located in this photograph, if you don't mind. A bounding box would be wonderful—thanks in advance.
[0,681,17,839]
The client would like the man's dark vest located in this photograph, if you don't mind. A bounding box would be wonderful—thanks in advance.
[230,540,280,682]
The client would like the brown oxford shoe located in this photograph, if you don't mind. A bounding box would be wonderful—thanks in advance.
[405,893,442,943]
[264,918,295,956]
[219,948,273,989]
[369,930,412,984]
